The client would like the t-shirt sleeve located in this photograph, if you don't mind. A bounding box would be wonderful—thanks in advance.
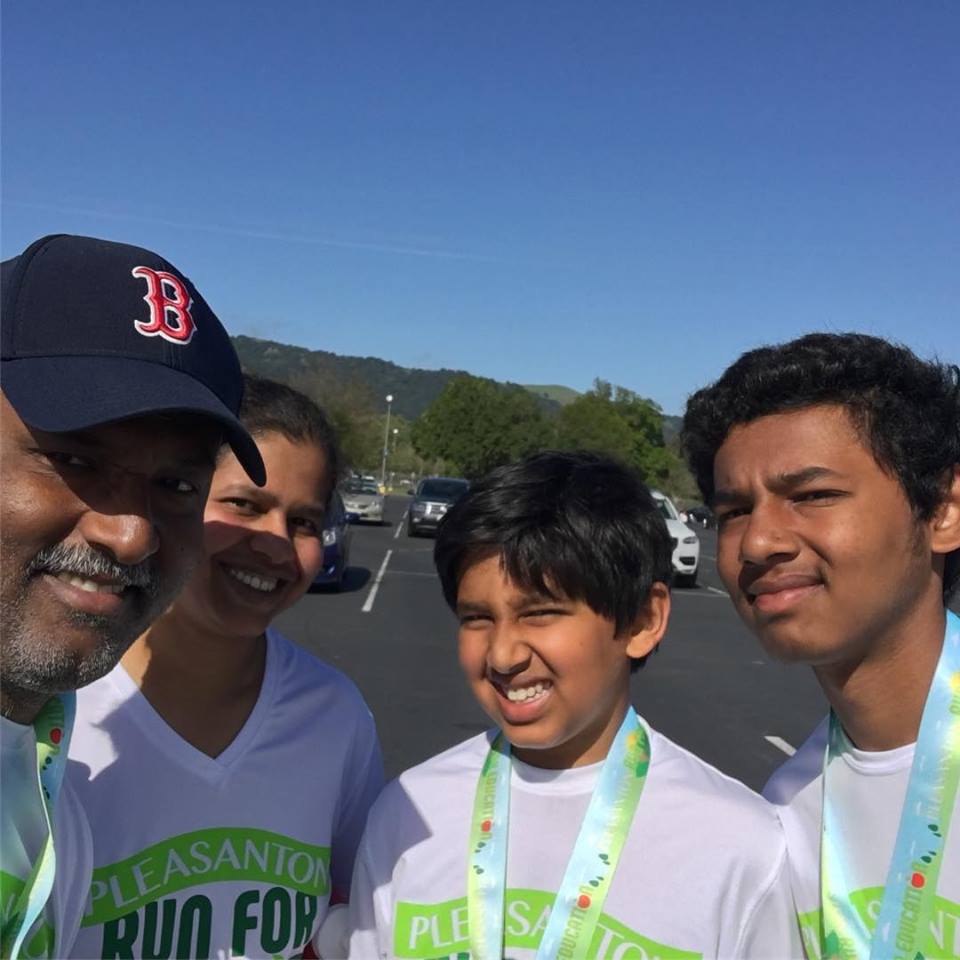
[732,843,804,959]
[330,703,385,902]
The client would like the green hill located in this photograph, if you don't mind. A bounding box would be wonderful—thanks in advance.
[231,335,563,420]
[231,335,684,432]
[522,384,581,406]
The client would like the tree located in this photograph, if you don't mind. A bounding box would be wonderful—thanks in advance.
[556,379,688,489]
[286,369,382,472]
[412,375,551,479]
[555,392,636,462]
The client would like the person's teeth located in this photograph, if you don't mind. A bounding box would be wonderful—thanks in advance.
[55,573,123,595]
[506,684,550,703]
[228,568,278,592]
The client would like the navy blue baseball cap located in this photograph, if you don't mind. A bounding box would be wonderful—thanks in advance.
[1,234,265,485]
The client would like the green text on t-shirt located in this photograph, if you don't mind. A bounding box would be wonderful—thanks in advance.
[80,827,329,959]
[393,888,701,960]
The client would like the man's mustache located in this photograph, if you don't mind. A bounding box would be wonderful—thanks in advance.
[28,542,160,597]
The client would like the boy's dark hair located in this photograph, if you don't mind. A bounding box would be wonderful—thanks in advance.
[681,332,960,600]
[434,450,673,671]
[226,374,341,506]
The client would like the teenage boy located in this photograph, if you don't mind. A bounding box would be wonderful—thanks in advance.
[340,451,801,959]
[1,234,264,959]
[681,332,960,959]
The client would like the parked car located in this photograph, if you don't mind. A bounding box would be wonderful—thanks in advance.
[651,490,700,587]
[687,504,715,529]
[341,477,385,524]
[408,477,469,537]
[313,492,351,590]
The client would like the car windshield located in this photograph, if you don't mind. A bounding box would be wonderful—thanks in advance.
[654,496,680,521]
[343,480,380,495]
[418,479,468,501]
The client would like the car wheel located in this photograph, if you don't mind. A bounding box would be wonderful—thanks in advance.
[675,571,698,588]
[407,521,418,537]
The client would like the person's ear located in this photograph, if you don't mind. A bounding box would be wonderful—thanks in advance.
[624,582,671,660]
[930,467,960,556]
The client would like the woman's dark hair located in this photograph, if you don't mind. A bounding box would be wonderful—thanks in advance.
[681,332,960,600]
[227,374,341,506]
[434,450,673,671]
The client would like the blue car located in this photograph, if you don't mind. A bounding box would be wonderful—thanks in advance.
[313,492,352,590]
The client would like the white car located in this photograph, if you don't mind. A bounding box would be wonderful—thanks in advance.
[651,490,700,587]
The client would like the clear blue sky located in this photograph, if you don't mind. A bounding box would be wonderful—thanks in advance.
[3,2,957,414]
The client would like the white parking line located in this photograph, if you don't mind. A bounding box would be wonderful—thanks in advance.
[362,550,393,613]
[705,586,729,597]
[393,512,408,540]
[765,735,797,757]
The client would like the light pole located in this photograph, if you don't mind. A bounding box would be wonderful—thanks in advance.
[379,394,394,489]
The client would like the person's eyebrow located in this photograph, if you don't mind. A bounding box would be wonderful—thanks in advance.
[174,450,218,470]
[35,427,103,449]
[769,466,845,491]
[455,600,490,616]
[711,466,845,506]
[509,590,564,610]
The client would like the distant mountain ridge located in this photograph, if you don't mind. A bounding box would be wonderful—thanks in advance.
[232,335,682,434]
[233,335,470,420]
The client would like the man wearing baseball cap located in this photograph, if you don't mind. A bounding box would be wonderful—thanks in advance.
[0,234,265,958]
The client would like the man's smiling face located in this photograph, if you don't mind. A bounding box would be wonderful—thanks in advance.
[0,392,219,716]
[711,403,939,667]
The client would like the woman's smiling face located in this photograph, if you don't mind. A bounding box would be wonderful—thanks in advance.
[175,431,331,640]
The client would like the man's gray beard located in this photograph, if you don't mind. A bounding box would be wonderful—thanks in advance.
[0,593,135,700]
[0,540,162,706]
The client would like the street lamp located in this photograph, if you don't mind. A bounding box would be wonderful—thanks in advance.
[379,394,394,489]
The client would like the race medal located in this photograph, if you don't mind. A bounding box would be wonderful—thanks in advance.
[1,693,75,960]
[467,707,651,960]
[820,611,960,960]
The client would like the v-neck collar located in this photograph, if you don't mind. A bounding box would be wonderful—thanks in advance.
[107,629,280,784]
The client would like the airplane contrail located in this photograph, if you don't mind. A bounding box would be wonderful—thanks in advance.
[3,200,496,263]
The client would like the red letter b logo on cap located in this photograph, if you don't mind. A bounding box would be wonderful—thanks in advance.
[132,266,196,345]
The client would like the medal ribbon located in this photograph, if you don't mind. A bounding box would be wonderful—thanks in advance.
[1,693,75,960]
[820,611,960,960]
[468,707,651,960]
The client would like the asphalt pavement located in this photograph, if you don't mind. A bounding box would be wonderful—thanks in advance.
[274,495,835,793]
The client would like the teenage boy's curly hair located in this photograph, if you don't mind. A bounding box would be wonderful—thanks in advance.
[434,450,673,671]
[681,332,960,600]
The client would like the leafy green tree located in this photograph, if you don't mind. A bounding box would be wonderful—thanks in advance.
[412,375,551,479]
[556,379,689,489]
[555,392,635,462]
[286,369,382,472]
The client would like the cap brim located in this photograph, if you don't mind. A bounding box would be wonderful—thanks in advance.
[2,356,266,486]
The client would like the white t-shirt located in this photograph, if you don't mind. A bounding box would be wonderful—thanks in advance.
[764,717,960,959]
[67,629,383,960]
[1,710,92,959]
[341,722,803,960]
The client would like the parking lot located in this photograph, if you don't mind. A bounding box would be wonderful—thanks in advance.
[272,495,836,792]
